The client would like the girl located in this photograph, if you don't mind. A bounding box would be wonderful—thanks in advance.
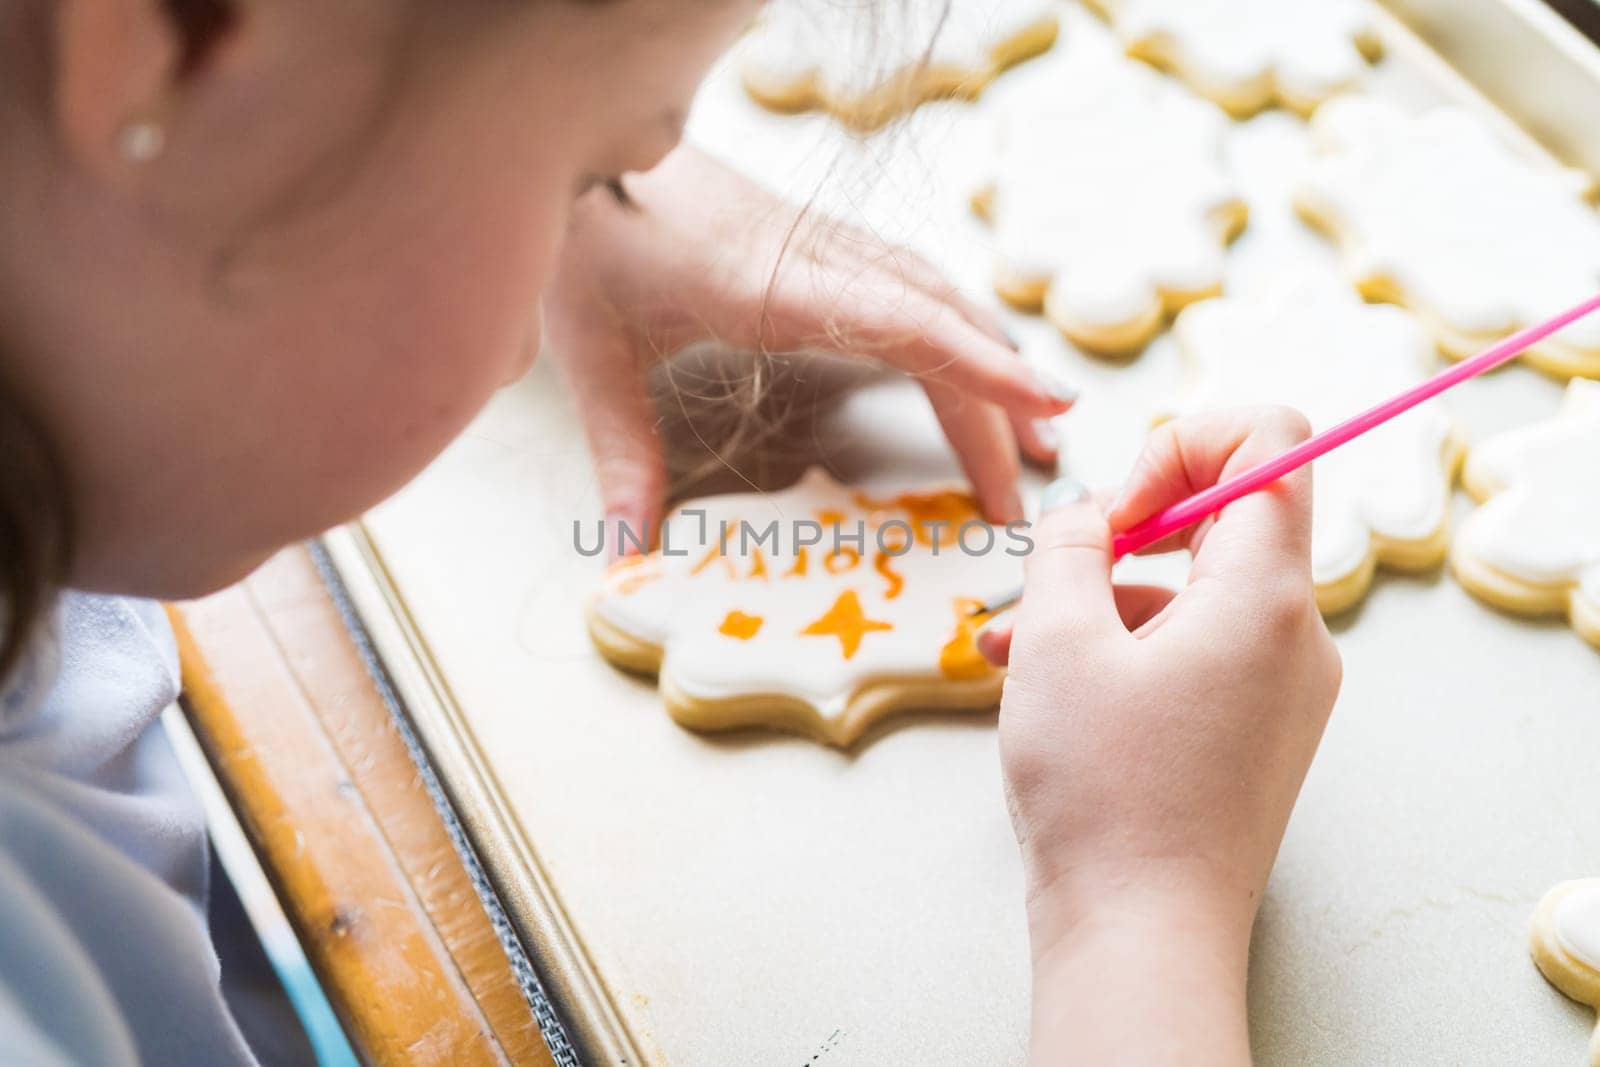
[0,1,1339,1062]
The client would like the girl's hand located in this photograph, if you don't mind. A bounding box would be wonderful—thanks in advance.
[978,408,1342,1065]
[543,145,1075,544]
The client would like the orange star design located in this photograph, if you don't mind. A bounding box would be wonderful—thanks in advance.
[799,590,893,660]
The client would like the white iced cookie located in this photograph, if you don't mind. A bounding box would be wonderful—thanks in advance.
[1452,380,1600,650]
[1530,879,1600,1065]
[736,0,1059,132]
[1297,96,1600,380]
[974,49,1248,357]
[587,468,1022,748]
[1083,0,1382,117]
[1170,279,1465,614]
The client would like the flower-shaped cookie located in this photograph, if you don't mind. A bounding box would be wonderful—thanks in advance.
[1530,879,1600,1065]
[737,0,1059,133]
[1083,0,1382,116]
[1170,279,1465,614]
[587,468,1022,747]
[1453,380,1600,650]
[1297,96,1600,380]
[974,49,1247,357]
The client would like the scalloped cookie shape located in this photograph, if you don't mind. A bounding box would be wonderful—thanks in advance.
[974,49,1247,358]
[587,468,1021,748]
[1170,279,1465,614]
[1083,0,1381,117]
[736,0,1059,133]
[1452,380,1600,650]
[1297,97,1600,380]
[1530,879,1600,1065]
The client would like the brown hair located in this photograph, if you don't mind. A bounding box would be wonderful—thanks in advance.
[0,389,72,683]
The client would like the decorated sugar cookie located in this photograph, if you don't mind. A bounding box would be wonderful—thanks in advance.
[1082,0,1382,117]
[1452,380,1600,650]
[1297,96,1600,380]
[587,468,1023,747]
[1170,280,1465,614]
[1530,879,1600,1065]
[736,0,1059,133]
[974,49,1247,357]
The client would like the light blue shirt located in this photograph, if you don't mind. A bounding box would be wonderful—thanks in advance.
[0,593,253,1064]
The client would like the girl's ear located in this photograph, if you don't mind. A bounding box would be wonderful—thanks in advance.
[54,0,184,177]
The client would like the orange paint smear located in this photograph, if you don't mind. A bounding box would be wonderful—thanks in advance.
[939,598,996,681]
[719,611,764,640]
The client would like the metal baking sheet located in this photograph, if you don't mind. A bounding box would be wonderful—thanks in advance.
[326,2,1600,1063]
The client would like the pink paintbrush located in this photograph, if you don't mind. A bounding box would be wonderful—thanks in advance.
[973,290,1600,618]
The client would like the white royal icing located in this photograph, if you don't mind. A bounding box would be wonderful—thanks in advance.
[1556,887,1600,972]
[739,0,1057,104]
[1094,0,1378,108]
[1172,278,1458,586]
[985,45,1243,328]
[593,468,1021,721]
[1299,97,1600,357]
[1459,380,1600,590]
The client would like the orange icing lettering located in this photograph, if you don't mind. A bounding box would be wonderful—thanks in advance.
[873,551,905,600]
[608,556,663,596]
[824,546,861,574]
[855,489,982,549]
[690,521,738,578]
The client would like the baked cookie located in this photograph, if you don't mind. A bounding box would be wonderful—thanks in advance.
[1082,0,1382,117]
[587,468,1021,747]
[1452,380,1600,650]
[1530,879,1600,1065]
[1170,279,1465,614]
[974,48,1247,357]
[1297,96,1600,380]
[736,0,1059,133]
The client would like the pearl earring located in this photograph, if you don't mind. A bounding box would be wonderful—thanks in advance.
[117,120,165,163]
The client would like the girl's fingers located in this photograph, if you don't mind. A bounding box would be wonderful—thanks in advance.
[978,581,1176,666]
[1011,411,1061,469]
[1018,483,1124,644]
[787,282,1076,419]
[548,322,667,559]
[1113,583,1178,634]
[1106,407,1314,583]
[975,617,1014,666]
[812,220,1020,352]
[923,381,1024,524]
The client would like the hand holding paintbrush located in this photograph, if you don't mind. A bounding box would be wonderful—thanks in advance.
[973,292,1600,622]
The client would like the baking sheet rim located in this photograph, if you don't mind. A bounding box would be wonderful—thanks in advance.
[321,524,647,1067]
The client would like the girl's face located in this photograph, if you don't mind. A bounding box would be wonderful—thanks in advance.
[2,0,757,596]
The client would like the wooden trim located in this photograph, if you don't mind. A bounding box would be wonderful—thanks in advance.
[170,545,550,1066]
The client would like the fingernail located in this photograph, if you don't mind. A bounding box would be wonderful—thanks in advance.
[1037,373,1080,406]
[1040,476,1087,513]
[1031,418,1058,452]
[1003,328,1023,352]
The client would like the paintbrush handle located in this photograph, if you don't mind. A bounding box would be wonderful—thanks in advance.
[1109,291,1600,559]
